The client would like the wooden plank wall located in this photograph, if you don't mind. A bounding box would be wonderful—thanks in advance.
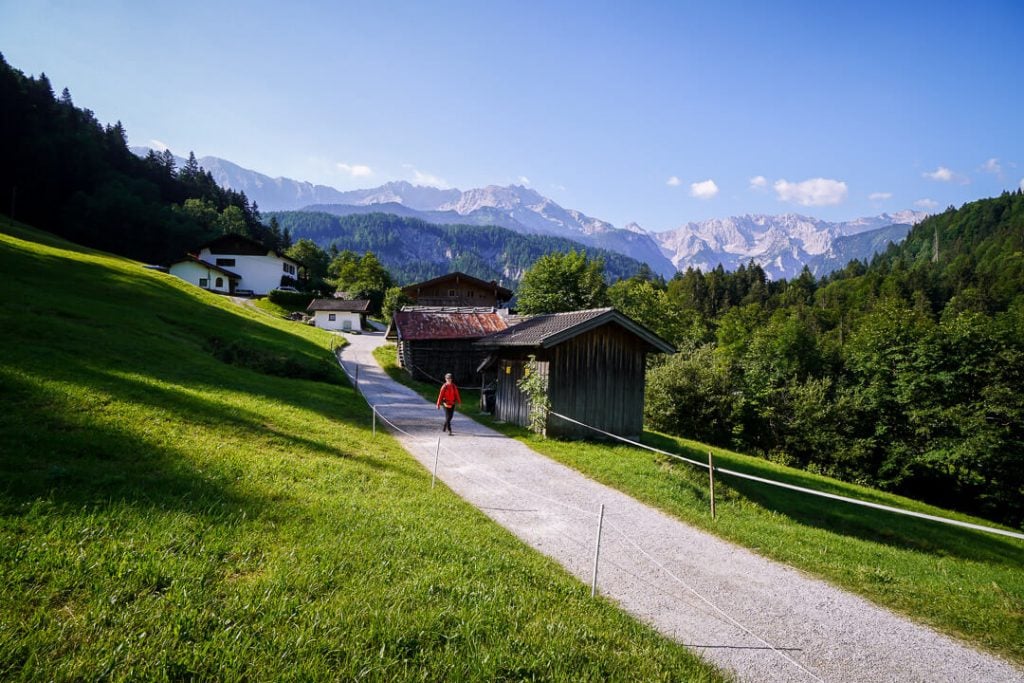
[548,325,647,439]
[404,340,488,386]
[494,358,549,429]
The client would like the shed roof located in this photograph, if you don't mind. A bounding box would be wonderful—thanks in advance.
[402,271,514,301]
[389,308,509,341]
[475,307,675,354]
[306,298,371,312]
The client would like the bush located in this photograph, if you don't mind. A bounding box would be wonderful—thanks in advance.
[206,337,340,384]
[267,290,315,311]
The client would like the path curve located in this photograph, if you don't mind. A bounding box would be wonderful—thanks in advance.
[341,331,1023,683]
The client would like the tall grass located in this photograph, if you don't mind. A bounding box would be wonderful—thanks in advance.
[373,343,1024,663]
[0,222,724,681]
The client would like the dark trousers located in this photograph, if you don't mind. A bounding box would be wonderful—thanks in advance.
[442,405,455,432]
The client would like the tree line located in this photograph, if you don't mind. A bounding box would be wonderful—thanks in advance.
[517,193,1024,527]
[0,53,288,264]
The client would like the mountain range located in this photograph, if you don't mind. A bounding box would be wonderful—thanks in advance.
[131,147,927,280]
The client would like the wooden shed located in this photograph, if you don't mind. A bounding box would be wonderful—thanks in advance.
[385,306,509,386]
[476,308,675,439]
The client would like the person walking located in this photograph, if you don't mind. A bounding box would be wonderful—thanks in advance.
[436,372,461,435]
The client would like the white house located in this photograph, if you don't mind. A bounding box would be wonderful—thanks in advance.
[307,299,370,331]
[167,255,241,293]
[169,234,301,295]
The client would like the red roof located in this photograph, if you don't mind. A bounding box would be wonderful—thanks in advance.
[391,309,509,341]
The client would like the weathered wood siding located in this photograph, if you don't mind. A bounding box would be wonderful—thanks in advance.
[494,357,549,428]
[400,340,488,386]
[547,325,648,439]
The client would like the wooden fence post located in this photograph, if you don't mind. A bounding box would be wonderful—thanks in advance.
[431,437,441,489]
[708,451,716,519]
[591,503,606,597]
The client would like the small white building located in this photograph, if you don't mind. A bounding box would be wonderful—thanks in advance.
[167,255,241,293]
[169,234,301,295]
[307,299,370,331]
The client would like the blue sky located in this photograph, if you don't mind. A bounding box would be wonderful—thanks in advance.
[2,0,1022,230]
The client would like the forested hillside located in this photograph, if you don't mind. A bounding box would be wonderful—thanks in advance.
[608,192,1024,526]
[0,54,286,263]
[268,210,649,285]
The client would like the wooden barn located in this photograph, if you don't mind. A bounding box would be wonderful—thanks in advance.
[475,308,675,439]
[385,307,509,385]
[402,272,514,308]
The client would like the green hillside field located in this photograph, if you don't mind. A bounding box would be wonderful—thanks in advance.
[0,221,725,681]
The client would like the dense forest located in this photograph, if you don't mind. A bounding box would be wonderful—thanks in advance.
[267,210,648,286]
[605,192,1023,526]
[0,54,288,264]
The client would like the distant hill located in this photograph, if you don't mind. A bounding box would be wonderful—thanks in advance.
[267,210,651,286]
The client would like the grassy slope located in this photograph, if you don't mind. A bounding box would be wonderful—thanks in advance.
[0,222,725,682]
[373,344,1024,663]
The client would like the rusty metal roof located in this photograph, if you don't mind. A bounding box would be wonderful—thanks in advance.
[392,309,509,341]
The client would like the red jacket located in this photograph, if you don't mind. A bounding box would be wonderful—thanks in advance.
[437,382,461,408]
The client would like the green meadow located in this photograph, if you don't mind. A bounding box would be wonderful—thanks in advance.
[374,344,1024,664]
[0,222,725,681]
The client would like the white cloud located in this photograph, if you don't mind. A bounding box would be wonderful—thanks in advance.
[914,198,939,210]
[981,158,1002,175]
[551,183,567,192]
[517,175,531,186]
[666,176,682,187]
[149,139,171,152]
[773,177,848,206]
[336,162,373,178]
[868,191,893,201]
[922,165,968,184]
[690,179,719,199]
[749,175,768,190]
[1020,178,1024,191]
[403,165,450,188]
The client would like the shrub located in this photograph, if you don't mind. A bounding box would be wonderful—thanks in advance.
[267,290,315,311]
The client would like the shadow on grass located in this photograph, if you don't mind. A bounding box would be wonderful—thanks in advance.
[0,355,421,519]
[642,432,1024,566]
[0,370,268,518]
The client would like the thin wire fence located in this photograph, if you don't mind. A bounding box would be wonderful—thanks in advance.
[545,410,1024,542]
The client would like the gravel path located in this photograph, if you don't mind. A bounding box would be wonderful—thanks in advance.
[340,331,1023,683]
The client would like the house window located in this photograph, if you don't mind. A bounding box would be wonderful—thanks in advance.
[448,289,456,297]
[216,258,236,267]
[328,313,336,321]
[468,290,475,298]
[215,277,224,288]
[199,278,209,287]
[283,263,295,274]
